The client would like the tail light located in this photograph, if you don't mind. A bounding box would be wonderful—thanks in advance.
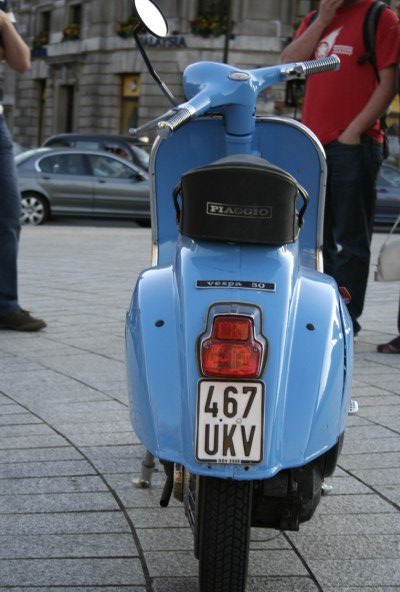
[200,315,263,378]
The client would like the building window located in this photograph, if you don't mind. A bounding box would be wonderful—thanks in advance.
[197,1,229,17]
[120,74,140,134]
[69,3,82,26]
[39,10,51,36]
[63,3,81,40]
[33,10,51,49]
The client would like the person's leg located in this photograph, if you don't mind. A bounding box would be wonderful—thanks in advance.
[0,117,21,317]
[0,117,46,331]
[324,137,382,334]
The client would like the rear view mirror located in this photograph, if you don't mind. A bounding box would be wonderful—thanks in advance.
[132,0,169,39]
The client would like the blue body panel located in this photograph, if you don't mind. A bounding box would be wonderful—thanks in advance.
[126,102,353,480]
[126,239,353,480]
[151,117,325,270]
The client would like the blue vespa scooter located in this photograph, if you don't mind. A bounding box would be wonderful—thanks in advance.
[125,2,356,591]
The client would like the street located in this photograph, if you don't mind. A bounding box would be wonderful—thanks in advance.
[0,220,399,591]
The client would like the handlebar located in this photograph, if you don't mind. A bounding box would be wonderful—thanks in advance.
[280,54,340,80]
[157,55,341,138]
[158,107,194,139]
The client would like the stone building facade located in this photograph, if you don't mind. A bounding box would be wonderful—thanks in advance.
[2,0,318,146]
[2,0,395,147]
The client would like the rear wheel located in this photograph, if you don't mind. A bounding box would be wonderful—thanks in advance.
[197,476,252,592]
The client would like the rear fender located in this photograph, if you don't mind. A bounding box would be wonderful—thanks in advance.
[126,240,352,479]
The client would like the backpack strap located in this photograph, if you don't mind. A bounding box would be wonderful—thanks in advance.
[307,10,319,27]
[357,0,387,82]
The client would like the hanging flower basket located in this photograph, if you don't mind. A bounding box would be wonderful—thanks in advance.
[116,15,141,39]
[190,14,234,38]
[33,31,49,49]
[62,23,80,41]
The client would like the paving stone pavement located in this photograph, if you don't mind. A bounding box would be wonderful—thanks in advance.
[0,220,399,592]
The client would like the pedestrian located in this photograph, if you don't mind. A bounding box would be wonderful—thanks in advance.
[0,2,46,331]
[377,294,400,353]
[281,0,400,337]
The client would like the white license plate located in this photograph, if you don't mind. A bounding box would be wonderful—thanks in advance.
[196,380,264,464]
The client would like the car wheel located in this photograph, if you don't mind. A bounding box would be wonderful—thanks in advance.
[136,218,151,228]
[21,193,50,225]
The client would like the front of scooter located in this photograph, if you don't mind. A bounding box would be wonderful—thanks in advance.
[125,3,354,592]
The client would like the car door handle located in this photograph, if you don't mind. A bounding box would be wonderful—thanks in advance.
[97,179,107,183]
[41,175,51,180]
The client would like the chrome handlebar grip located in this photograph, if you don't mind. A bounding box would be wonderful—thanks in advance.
[158,108,194,138]
[281,54,340,80]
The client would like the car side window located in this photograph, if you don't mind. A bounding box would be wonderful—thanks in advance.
[88,154,140,180]
[39,154,86,175]
[103,143,132,163]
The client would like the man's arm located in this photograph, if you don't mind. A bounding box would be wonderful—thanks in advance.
[281,0,344,63]
[339,65,397,144]
[0,10,30,73]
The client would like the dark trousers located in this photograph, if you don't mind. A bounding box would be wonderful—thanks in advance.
[0,116,21,317]
[323,136,383,332]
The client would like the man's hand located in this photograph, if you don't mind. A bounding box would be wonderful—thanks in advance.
[281,0,344,63]
[317,0,345,28]
[338,130,361,145]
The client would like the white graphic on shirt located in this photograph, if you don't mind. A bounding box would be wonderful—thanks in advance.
[315,27,343,58]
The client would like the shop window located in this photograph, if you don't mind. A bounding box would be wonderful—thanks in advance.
[120,74,140,134]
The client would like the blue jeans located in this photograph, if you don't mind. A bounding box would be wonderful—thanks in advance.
[323,136,383,332]
[0,116,21,317]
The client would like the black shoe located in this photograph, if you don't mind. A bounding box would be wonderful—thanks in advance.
[0,309,46,332]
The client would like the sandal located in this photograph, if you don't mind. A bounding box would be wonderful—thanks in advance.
[377,336,400,354]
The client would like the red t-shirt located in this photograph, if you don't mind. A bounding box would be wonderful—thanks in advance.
[295,0,400,145]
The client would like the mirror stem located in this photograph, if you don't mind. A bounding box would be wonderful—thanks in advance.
[133,31,178,107]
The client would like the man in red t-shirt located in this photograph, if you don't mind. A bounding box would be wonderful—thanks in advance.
[281,0,400,337]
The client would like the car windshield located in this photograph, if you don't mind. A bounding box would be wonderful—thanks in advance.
[15,149,42,165]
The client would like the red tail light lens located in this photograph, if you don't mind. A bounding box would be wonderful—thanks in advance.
[201,315,263,378]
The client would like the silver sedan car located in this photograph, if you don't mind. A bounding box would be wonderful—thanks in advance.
[16,148,150,225]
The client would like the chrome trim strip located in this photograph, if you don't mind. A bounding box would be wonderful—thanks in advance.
[149,135,163,266]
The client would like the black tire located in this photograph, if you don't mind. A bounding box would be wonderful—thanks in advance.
[197,476,252,592]
[21,193,50,225]
[136,218,151,228]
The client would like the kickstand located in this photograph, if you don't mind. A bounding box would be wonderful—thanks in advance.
[132,450,156,488]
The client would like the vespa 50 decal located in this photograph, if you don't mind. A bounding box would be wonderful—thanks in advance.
[196,280,276,291]
[207,202,272,219]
